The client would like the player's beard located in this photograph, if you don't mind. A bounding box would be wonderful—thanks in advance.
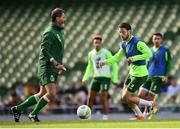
[154,42,161,48]
[95,46,101,51]
[122,35,129,41]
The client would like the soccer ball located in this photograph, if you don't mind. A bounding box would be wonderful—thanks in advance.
[77,105,91,119]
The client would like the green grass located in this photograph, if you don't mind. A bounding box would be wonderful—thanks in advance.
[0,120,180,128]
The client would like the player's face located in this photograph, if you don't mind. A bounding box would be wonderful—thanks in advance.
[56,13,66,26]
[152,35,162,47]
[93,39,102,51]
[119,28,131,41]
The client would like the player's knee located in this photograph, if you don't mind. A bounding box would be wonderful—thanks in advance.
[121,93,129,102]
[46,93,56,101]
[138,93,145,99]
[147,93,155,101]
[36,92,46,98]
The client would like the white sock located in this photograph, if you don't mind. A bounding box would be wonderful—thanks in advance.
[102,114,108,120]
[34,94,39,102]
[132,105,143,116]
[139,99,153,107]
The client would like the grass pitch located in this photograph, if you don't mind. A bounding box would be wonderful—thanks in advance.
[0,120,180,128]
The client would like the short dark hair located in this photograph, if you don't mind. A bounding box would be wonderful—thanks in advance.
[93,35,102,41]
[51,8,65,22]
[119,23,131,30]
[153,32,163,38]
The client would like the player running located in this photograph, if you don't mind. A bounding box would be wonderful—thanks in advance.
[82,35,119,120]
[99,23,156,120]
[11,8,66,122]
[138,32,171,119]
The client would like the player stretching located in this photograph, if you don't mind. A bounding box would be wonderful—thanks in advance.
[82,35,119,120]
[11,8,66,122]
[99,23,156,120]
[138,32,171,119]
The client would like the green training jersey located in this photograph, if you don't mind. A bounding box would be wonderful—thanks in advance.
[38,23,65,76]
[105,36,152,77]
[82,48,118,83]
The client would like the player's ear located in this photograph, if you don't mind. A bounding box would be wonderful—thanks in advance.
[128,29,132,34]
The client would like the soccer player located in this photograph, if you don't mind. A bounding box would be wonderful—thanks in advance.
[99,23,156,120]
[138,32,171,119]
[11,8,66,122]
[82,35,119,120]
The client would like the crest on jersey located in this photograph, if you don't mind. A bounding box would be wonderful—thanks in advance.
[50,75,55,82]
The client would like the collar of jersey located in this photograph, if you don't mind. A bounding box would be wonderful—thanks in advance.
[51,22,64,30]
[153,45,161,52]
[125,35,134,44]
[95,49,102,54]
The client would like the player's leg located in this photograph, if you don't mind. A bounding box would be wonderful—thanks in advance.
[100,91,109,120]
[11,85,46,122]
[147,77,163,119]
[87,90,96,110]
[138,77,152,100]
[122,87,144,120]
[138,78,152,117]
[87,90,96,120]
[121,75,156,119]
[87,78,99,110]
[29,83,56,122]
[121,75,144,119]
[29,73,58,122]
[122,75,155,107]
[100,78,111,120]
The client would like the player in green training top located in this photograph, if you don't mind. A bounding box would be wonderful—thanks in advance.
[11,8,66,122]
[99,23,157,120]
[82,35,118,120]
[138,32,171,119]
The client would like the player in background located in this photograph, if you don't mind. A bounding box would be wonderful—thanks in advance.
[11,8,66,122]
[99,23,156,120]
[82,35,119,120]
[138,32,171,119]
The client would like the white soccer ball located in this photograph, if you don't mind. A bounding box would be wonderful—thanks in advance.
[77,105,91,119]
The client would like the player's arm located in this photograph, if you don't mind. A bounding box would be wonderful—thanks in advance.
[104,48,125,65]
[165,49,172,76]
[41,32,65,71]
[106,51,119,84]
[131,41,152,61]
[41,32,54,62]
[82,52,93,82]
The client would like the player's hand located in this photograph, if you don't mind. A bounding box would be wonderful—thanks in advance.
[127,57,133,63]
[80,81,85,86]
[56,64,66,72]
[162,76,169,83]
[99,60,105,67]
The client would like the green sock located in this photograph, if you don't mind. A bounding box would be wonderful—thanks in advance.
[17,95,38,111]
[31,97,48,116]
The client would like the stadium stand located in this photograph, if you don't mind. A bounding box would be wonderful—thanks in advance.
[0,0,179,109]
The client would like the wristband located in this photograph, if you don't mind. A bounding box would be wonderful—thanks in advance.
[50,57,54,62]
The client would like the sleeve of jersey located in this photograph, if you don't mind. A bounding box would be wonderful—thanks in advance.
[106,51,119,84]
[132,41,152,61]
[82,53,93,81]
[105,48,125,65]
[40,32,54,61]
[165,49,172,76]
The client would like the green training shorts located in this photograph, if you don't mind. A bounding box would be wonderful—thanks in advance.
[90,77,111,92]
[141,77,164,95]
[38,72,58,86]
[125,74,148,93]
